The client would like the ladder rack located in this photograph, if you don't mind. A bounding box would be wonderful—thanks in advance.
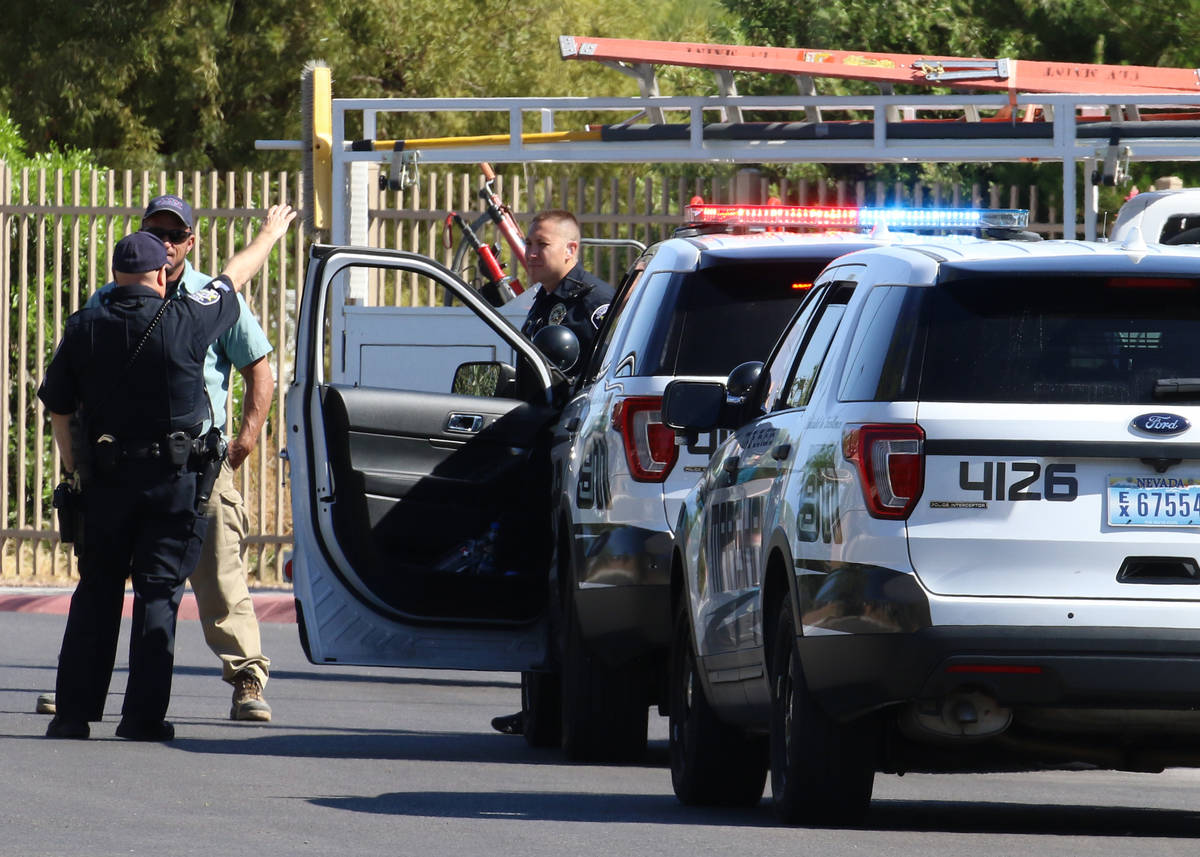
[258,42,1200,246]
[310,92,1200,244]
[559,35,1200,100]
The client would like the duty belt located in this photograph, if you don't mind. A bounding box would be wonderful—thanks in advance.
[121,440,166,459]
[94,431,194,468]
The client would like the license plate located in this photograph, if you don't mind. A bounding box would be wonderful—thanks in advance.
[1107,476,1200,527]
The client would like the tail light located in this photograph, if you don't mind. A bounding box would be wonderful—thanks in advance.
[613,396,678,482]
[843,423,925,519]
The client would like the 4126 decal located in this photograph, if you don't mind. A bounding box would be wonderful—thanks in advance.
[958,461,1078,502]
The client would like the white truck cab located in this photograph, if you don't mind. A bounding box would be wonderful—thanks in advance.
[1109,187,1200,244]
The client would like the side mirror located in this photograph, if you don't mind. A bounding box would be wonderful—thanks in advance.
[662,380,727,430]
[532,324,580,372]
[727,361,764,399]
[452,361,517,398]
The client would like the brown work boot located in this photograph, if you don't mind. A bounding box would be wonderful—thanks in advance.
[230,672,272,722]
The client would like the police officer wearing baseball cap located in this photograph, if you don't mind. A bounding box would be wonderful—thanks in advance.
[520,210,614,373]
[43,192,280,725]
[38,205,295,742]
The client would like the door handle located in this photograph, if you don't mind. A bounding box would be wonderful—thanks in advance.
[446,413,484,434]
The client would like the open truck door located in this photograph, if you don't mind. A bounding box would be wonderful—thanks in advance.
[287,245,561,671]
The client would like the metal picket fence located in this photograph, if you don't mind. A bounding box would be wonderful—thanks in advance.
[0,161,1061,584]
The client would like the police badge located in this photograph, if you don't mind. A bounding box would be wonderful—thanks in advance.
[548,302,568,326]
[187,288,222,306]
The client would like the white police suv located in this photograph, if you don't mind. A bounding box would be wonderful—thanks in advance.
[534,204,1032,762]
[664,236,1200,822]
[284,204,1028,763]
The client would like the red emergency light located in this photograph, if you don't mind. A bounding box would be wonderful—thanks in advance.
[686,203,860,229]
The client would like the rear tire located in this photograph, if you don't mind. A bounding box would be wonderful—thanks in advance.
[560,596,648,762]
[669,601,767,806]
[521,670,562,749]
[769,593,876,825]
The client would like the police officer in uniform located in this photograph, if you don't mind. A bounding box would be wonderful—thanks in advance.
[38,205,295,741]
[493,210,614,737]
[520,209,614,369]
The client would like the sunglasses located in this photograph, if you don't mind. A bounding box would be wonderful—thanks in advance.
[141,226,192,243]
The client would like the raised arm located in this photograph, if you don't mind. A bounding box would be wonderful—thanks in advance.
[221,204,297,291]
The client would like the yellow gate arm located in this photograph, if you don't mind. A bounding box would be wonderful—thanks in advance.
[350,129,603,151]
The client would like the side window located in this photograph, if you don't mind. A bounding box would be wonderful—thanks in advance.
[1161,214,1200,244]
[783,302,848,408]
[582,258,643,384]
[839,286,924,402]
[761,286,826,412]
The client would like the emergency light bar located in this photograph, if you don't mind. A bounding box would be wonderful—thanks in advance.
[683,203,1028,230]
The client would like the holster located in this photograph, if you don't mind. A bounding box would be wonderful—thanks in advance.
[52,481,85,557]
[190,427,228,511]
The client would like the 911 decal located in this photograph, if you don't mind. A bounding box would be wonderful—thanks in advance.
[957,461,1078,502]
[576,437,611,510]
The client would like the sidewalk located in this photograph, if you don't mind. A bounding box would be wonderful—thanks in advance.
[0,586,296,623]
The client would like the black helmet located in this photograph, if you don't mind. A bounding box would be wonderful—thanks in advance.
[532,324,580,372]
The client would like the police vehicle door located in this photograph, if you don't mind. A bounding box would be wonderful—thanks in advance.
[288,246,560,671]
[696,276,854,667]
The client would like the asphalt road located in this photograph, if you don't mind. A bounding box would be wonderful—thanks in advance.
[2,604,1200,857]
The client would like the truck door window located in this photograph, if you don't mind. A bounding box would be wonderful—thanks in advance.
[324,263,525,396]
[1161,214,1200,244]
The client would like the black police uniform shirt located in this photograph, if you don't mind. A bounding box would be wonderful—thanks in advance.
[521,261,614,359]
[39,276,241,444]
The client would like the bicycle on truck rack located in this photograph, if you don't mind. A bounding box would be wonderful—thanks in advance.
[443,163,526,306]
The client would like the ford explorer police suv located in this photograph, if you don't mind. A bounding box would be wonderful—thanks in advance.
[285,205,1028,763]
[664,237,1200,822]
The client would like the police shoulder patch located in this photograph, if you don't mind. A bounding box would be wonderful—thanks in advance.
[591,303,610,329]
[548,302,568,326]
[188,288,222,306]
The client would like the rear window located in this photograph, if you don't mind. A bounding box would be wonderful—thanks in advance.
[629,260,827,377]
[917,275,1200,404]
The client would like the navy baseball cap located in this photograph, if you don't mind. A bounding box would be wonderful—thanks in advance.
[143,194,193,228]
[112,231,169,274]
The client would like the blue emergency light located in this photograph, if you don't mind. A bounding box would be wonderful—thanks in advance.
[684,202,1028,231]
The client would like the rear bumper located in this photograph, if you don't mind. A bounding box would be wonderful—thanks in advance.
[801,625,1200,719]
[573,524,673,665]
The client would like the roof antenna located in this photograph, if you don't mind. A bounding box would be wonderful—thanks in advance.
[1121,225,1148,253]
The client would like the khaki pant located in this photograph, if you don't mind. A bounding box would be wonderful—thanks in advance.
[188,460,270,687]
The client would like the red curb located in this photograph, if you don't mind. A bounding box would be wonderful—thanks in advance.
[0,590,296,623]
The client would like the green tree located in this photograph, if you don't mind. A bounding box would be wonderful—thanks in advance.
[0,0,733,171]
[1,112,110,526]
[714,0,1200,206]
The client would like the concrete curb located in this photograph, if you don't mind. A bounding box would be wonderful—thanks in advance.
[0,587,296,623]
